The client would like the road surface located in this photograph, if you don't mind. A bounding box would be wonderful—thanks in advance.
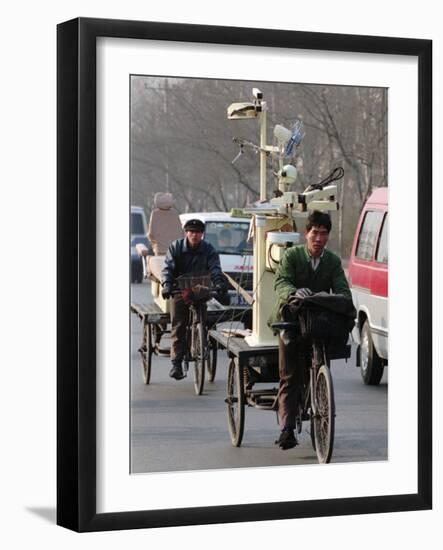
[130,282,388,473]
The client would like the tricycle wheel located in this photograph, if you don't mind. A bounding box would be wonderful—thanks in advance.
[206,337,217,382]
[141,323,153,385]
[226,358,245,447]
[193,321,206,395]
[310,416,316,451]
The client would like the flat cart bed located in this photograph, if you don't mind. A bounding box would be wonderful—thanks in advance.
[209,329,280,404]
[131,301,170,323]
[131,300,252,385]
[208,329,277,365]
[131,300,250,325]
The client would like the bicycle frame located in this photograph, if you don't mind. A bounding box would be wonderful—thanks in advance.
[178,295,211,395]
[184,301,207,365]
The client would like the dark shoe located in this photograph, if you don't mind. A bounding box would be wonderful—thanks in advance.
[169,363,184,380]
[275,429,297,450]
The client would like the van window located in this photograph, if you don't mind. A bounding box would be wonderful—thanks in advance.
[204,221,252,255]
[376,214,388,264]
[356,210,384,261]
[131,212,145,235]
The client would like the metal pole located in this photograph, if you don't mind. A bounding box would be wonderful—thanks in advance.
[259,102,267,201]
[246,99,277,347]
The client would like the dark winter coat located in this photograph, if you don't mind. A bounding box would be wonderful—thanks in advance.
[161,238,226,289]
[268,244,352,326]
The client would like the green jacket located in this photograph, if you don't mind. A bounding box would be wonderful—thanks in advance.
[268,245,352,326]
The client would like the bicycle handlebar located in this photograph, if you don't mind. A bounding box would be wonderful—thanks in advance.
[169,288,221,300]
[170,286,224,294]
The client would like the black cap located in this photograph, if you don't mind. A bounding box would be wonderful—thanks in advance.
[183,219,205,232]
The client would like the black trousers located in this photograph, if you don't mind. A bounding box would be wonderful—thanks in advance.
[277,336,307,429]
[170,295,189,362]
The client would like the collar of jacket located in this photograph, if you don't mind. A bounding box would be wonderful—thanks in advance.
[303,244,325,262]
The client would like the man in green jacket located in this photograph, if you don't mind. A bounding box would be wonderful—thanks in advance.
[270,211,352,450]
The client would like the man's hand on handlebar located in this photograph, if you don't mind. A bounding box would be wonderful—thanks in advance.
[292,287,313,299]
[161,283,172,300]
[215,285,230,306]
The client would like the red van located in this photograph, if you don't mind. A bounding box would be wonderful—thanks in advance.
[348,187,388,385]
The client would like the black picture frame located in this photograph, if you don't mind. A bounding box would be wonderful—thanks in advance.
[57,17,432,532]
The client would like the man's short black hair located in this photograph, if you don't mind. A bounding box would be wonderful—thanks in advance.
[305,211,332,233]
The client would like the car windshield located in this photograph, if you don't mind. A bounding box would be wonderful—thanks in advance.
[204,221,252,255]
[131,212,145,235]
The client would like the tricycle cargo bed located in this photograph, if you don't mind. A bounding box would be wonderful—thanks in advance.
[131,300,250,325]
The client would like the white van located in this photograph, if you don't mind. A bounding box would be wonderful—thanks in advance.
[131,206,151,283]
[179,212,253,305]
[348,187,388,385]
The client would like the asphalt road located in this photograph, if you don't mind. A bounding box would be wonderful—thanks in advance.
[130,282,388,474]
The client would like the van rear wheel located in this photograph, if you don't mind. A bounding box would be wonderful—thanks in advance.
[360,320,384,385]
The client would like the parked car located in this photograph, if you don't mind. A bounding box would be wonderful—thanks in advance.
[131,206,152,283]
[348,187,388,385]
[179,211,253,305]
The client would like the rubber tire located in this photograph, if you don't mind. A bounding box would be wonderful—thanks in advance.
[360,320,384,385]
[310,417,316,451]
[313,365,335,464]
[193,321,206,395]
[206,338,218,382]
[141,323,153,385]
[226,358,245,447]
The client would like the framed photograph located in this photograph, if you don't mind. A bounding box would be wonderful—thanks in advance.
[57,17,432,532]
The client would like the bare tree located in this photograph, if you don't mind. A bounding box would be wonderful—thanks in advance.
[131,76,387,258]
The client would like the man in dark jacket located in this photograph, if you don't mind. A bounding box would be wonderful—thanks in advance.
[270,211,353,449]
[161,219,228,380]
